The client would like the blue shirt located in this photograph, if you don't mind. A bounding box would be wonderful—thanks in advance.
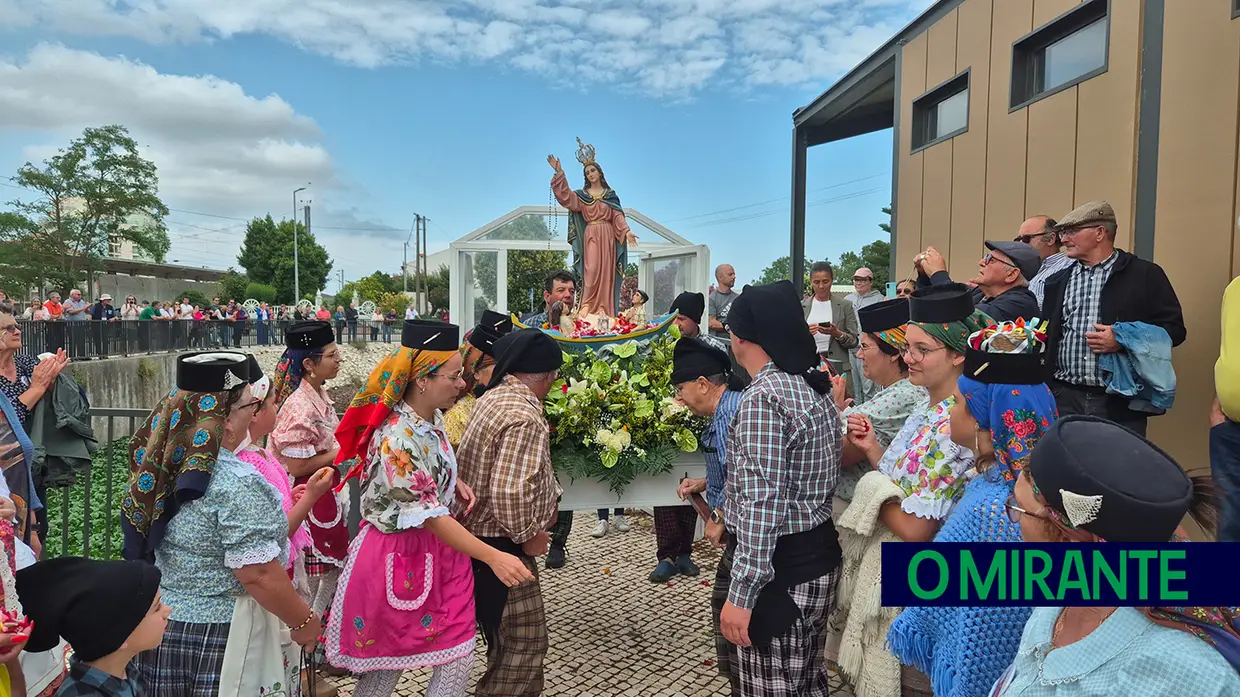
[991,606,1240,697]
[55,657,142,696]
[703,389,741,511]
[155,449,288,623]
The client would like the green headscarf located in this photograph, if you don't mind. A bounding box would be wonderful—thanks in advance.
[911,309,994,353]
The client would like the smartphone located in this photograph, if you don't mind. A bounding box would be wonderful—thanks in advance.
[818,322,835,329]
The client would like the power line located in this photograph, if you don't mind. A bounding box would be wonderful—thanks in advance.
[660,172,889,224]
[681,187,885,229]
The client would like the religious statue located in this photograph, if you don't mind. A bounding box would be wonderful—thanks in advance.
[548,138,639,317]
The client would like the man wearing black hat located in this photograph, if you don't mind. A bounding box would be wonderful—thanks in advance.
[719,280,843,696]
[670,291,726,352]
[914,241,1040,322]
[670,337,745,689]
[457,328,564,696]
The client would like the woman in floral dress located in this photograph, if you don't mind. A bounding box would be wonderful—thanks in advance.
[326,320,532,697]
[888,321,1058,697]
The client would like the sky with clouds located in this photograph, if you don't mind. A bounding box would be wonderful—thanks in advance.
[0,0,931,296]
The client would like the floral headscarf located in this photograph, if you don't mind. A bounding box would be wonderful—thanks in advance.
[333,344,458,489]
[912,309,993,353]
[459,333,495,399]
[958,377,1056,481]
[271,346,323,410]
[121,386,230,561]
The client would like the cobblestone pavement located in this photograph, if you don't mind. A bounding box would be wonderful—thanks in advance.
[327,511,854,696]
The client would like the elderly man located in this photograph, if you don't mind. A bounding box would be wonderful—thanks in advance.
[671,338,745,691]
[719,280,842,696]
[1042,201,1184,437]
[459,328,564,697]
[915,240,1041,322]
[844,267,886,404]
[1015,215,1074,307]
[801,262,859,395]
[671,291,725,351]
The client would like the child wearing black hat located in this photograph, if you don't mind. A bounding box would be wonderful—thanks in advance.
[17,557,169,696]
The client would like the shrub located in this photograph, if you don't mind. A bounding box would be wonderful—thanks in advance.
[45,437,130,560]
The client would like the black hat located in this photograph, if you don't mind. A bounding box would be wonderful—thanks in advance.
[285,320,334,350]
[669,292,706,326]
[1029,415,1193,543]
[962,348,1042,385]
[909,283,976,324]
[727,281,818,376]
[984,240,1043,281]
[485,328,563,391]
[176,352,249,392]
[858,298,910,334]
[402,319,460,351]
[671,337,731,385]
[18,557,161,661]
[244,354,264,384]
[468,310,514,357]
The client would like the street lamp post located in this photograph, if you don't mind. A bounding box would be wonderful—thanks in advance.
[292,185,308,302]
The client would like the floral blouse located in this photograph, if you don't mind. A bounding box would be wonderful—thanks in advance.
[271,381,339,460]
[442,393,476,451]
[876,395,974,520]
[837,378,927,501]
[360,401,458,534]
[155,448,289,623]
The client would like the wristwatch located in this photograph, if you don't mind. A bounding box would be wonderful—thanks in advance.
[710,509,724,525]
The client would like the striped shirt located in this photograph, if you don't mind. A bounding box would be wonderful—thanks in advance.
[1054,251,1119,387]
[1028,251,1075,309]
[457,375,561,543]
[724,363,840,610]
[703,389,743,511]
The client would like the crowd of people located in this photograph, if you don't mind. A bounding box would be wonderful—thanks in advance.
[0,197,1235,697]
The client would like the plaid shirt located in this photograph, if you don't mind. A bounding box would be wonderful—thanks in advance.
[724,363,840,610]
[704,389,742,511]
[1054,251,1119,386]
[457,375,561,544]
[56,657,142,696]
[1028,251,1075,308]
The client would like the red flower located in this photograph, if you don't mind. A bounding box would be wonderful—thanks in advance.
[1002,411,1017,428]
[561,384,569,393]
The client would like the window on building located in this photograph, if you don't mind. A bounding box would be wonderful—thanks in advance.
[1234,0,1240,19]
[911,71,969,152]
[1010,0,1108,109]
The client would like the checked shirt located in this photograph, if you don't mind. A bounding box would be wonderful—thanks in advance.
[723,362,840,610]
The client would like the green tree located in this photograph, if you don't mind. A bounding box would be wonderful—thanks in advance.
[244,282,277,303]
[473,215,569,313]
[235,215,332,302]
[0,211,75,296]
[756,255,814,296]
[834,240,891,288]
[337,270,404,305]
[218,268,249,303]
[7,125,170,286]
[177,289,211,308]
[880,205,892,234]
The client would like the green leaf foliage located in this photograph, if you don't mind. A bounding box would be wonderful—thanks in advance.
[45,437,131,560]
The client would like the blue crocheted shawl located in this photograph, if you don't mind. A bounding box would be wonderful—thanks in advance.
[887,377,1057,697]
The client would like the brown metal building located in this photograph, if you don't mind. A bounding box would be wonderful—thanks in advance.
[789,0,1240,467]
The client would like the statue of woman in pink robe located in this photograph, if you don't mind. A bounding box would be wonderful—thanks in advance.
[548,140,638,317]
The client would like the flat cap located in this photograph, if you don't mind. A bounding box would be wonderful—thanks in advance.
[1055,200,1116,230]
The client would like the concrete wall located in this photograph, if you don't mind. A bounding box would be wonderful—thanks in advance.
[67,353,180,439]
[92,275,220,305]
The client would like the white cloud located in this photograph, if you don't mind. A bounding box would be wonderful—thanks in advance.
[0,44,405,282]
[1,0,935,96]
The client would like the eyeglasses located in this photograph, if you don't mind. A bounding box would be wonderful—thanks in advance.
[1005,494,1053,524]
[433,371,466,382]
[1057,224,1099,238]
[900,343,947,361]
[236,399,264,413]
[852,276,873,282]
[982,253,1019,269]
[1014,232,1052,244]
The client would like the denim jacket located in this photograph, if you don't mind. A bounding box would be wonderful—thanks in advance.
[1099,322,1176,414]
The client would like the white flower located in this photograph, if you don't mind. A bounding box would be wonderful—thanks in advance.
[661,396,687,420]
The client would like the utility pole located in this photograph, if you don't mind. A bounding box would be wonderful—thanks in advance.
[339,269,345,294]
[292,185,308,302]
[403,241,409,293]
[419,215,429,314]
[414,214,423,313]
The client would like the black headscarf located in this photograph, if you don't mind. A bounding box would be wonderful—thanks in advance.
[483,328,563,393]
[727,280,829,394]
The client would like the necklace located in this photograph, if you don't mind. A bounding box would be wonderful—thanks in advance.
[1050,607,1116,650]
